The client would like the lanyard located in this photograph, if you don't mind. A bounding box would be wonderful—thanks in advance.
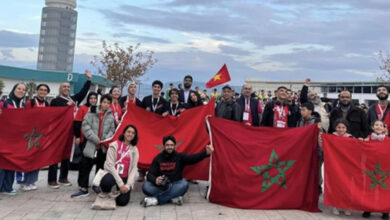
[245,98,250,112]
[151,97,160,112]
[126,96,136,105]
[119,142,130,159]
[11,100,23,108]
[34,98,46,107]
[60,95,75,104]
[275,104,286,119]
[378,104,387,120]
[170,103,177,116]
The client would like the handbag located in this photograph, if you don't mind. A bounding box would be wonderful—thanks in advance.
[92,146,132,187]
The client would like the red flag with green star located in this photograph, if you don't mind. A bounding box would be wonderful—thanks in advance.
[323,134,390,212]
[207,117,320,211]
[0,106,74,172]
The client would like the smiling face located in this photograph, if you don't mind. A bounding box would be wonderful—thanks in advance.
[377,87,389,101]
[60,82,71,96]
[124,126,136,144]
[37,86,48,99]
[128,84,137,96]
[190,92,198,102]
[14,84,27,99]
[277,88,287,101]
[89,95,98,106]
[372,121,386,135]
[152,84,162,96]
[111,87,121,100]
[163,139,176,154]
[335,123,347,136]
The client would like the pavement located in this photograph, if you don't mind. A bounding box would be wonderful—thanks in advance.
[0,170,379,220]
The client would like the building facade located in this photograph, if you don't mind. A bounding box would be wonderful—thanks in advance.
[37,0,77,73]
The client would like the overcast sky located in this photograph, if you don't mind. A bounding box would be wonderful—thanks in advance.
[0,0,390,85]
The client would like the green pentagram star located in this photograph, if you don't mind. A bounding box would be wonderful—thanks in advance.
[365,163,390,190]
[24,128,43,151]
[251,149,295,192]
[154,139,183,152]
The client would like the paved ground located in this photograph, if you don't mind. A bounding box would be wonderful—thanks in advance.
[0,170,380,220]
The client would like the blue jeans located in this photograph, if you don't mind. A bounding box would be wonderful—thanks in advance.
[142,179,189,204]
[0,169,15,192]
[16,170,39,185]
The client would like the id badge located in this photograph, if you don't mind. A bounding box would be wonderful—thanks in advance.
[114,112,118,120]
[276,120,286,128]
[243,112,249,121]
[117,164,124,175]
[146,107,151,111]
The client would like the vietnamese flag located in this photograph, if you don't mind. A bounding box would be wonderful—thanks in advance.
[0,106,74,172]
[205,64,231,89]
[323,134,390,212]
[103,99,215,180]
[207,117,320,212]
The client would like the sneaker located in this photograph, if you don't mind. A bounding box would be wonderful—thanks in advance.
[344,210,352,216]
[71,190,89,198]
[29,184,38,191]
[48,181,60,189]
[143,197,158,207]
[382,213,389,220]
[59,179,72,186]
[0,189,18,196]
[20,185,32,192]
[171,196,183,206]
[137,171,146,182]
[362,212,371,218]
[332,207,340,215]
[188,180,198,184]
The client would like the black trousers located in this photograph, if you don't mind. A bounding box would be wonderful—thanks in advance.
[100,173,130,206]
[48,159,70,182]
[77,148,106,188]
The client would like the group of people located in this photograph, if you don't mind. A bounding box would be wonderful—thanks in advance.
[0,72,390,215]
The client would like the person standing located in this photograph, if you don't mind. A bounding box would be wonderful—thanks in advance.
[237,84,262,126]
[187,91,203,109]
[71,94,116,197]
[109,86,123,126]
[166,88,186,116]
[179,75,195,104]
[328,90,369,138]
[141,80,168,115]
[0,83,27,195]
[48,70,92,189]
[17,84,50,191]
[367,85,390,136]
[119,82,142,113]
[215,85,242,122]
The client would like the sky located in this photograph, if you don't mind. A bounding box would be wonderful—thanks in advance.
[1,0,390,85]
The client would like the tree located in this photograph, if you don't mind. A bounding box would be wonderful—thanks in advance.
[91,41,157,91]
[378,51,390,82]
[26,81,36,100]
[0,78,4,96]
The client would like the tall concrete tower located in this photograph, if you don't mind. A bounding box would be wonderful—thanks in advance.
[37,0,77,72]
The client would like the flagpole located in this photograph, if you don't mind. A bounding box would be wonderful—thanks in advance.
[205,115,213,201]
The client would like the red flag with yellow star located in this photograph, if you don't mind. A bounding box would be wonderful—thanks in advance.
[205,64,231,88]
[207,117,320,211]
[0,106,74,172]
[323,134,390,212]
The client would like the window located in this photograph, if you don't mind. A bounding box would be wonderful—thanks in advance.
[363,86,371,93]
[41,30,45,35]
[354,86,362,93]
[329,86,336,93]
[42,13,47,19]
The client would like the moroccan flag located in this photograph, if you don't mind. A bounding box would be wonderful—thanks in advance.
[207,117,320,212]
[103,100,215,180]
[205,64,231,89]
[323,134,390,212]
[0,106,74,172]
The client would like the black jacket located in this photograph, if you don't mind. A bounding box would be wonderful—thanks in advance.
[329,105,369,138]
[147,150,209,184]
[236,96,260,126]
[367,103,390,127]
[260,101,298,127]
[215,99,242,122]
[179,89,196,104]
[51,80,91,107]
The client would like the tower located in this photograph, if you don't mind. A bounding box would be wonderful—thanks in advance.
[37,0,77,72]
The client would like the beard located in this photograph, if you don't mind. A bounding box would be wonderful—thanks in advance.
[377,94,389,101]
[340,101,350,107]
[184,82,191,89]
[311,97,321,105]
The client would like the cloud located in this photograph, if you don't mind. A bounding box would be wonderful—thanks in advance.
[112,32,171,44]
[219,45,252,56]
[0,30,39,48]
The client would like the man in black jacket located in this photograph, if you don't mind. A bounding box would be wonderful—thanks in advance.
[329,90,369,138]
[215,85,242,122]
[237,83,261,126]
[48,70,92,189]
[261,86,298,128]
[142,136,213,207]
[367,85,390,135]
[179,75,195,104]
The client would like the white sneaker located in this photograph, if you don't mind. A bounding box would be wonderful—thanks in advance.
[143,197,158,207]
[332,207,340,216]
[344,210,352,216]
[20,185,32,192]
[29,184,38,190]
[171,196,183,206]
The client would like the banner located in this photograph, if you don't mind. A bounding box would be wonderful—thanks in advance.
[104,100,215,180]
[0,106,74,172]
[323,134,390,212]
[207,117,320,212]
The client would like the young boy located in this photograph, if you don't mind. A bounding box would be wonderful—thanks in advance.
[297,102,321,127]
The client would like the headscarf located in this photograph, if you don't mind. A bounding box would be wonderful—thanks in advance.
[6,83,26,108]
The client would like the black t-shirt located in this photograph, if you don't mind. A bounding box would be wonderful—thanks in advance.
[168,102,186,116]
[141,95,168,115]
